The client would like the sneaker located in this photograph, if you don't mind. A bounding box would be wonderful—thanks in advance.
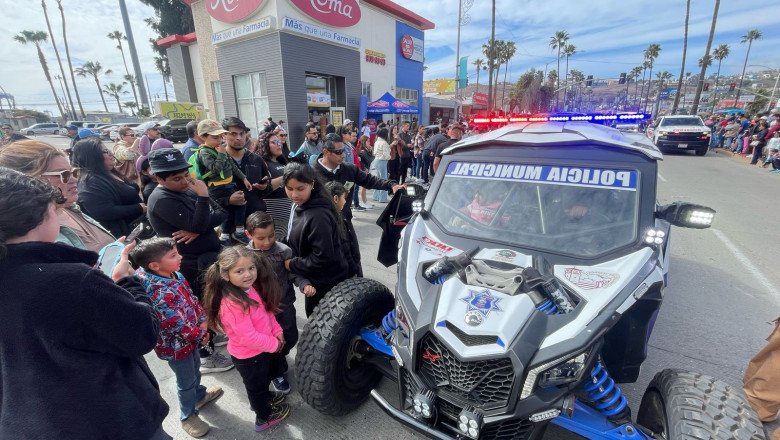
[354,205,366,211]
[182,414,210,438]
[270,391,286,406]
[219,237,232,247]
[200,352,234,374]
[212,333,228,347]
[231,232,250,244]
[270,376,291,394]
[195,386,224,410]
[363,202,374,209]
[771,169,780,173]
[255,403,291,432]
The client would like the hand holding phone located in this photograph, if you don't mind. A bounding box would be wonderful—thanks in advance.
[124,223,144,243]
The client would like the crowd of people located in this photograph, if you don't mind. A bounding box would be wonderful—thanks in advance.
[0,113,468,439]
[705,109,780,171]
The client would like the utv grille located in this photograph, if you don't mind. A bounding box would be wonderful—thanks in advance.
[418,334,514,407]
[481,418,535,440]
[445,321,500,346]
[400,370,420,410]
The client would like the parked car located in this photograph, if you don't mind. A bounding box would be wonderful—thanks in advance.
[158,119,192,143]
[133,121,160,137]
[99,125,120,140]
[20,123,60,136]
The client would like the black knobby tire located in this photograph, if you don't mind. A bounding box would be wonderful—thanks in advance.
[637,369,765,440]
[295,278,395,416]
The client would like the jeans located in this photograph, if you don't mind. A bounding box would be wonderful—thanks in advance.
[421,154,432,182]
[167,350,207,421]
[372,159,389,202]
[352,184,361,207]
[232,352,281,420]
[724,137,735,150]
[412,156,422,177]
[751,144,764,165]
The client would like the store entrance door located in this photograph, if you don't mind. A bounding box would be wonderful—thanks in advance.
[306,73,344,132]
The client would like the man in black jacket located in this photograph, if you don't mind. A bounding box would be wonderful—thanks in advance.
[313,133,404,221]
[146,148,235,374]
[222,116,271,224]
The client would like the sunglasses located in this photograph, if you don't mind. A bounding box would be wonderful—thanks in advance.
[123,133,136,137]
[41,167,80,183]
[279,134,288,137]
[329,149,345,155]
[270,139,282,145]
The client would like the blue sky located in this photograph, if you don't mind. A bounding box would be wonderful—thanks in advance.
[393,0,780,85]
[2,0,778,118]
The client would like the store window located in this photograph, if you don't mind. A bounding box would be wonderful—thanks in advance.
[396,87,419,107]
[306,73,343,125]
[362,82,372,100]
[211,81,224,121]
[233,72,269,134]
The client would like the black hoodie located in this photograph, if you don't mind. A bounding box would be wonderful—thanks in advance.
[287,196,349,286]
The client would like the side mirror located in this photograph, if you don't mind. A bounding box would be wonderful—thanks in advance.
[656,202,715,229]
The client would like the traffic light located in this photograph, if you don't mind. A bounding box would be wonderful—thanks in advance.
[729,83,736,92]
[619,73,626,84]
[586,75,593,87]
[703,82,710,91]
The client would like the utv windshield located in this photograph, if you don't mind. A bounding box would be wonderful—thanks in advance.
[430,162,640,257]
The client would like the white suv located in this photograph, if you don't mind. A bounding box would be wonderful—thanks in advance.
[649,115,710,156]
[21,123,60,135]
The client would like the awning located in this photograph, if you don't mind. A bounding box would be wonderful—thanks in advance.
[366,92,419,114]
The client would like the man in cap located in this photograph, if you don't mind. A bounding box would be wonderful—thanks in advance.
[0,123,27,147]
[432,122,464,173]
[145,147,235,374]
[139,123,162,158]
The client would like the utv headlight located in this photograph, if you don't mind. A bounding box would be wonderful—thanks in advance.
[520,350,591,399]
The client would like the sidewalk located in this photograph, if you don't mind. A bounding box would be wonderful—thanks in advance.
[713,147,777,172]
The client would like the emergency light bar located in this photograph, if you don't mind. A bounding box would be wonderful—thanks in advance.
[472,113,650,124]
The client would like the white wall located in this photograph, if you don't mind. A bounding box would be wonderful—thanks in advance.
[188,43,208,107]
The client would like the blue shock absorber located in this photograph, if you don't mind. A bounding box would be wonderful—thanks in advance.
[583,361,629,420]
[382,309,397,334]
[536,298,560,315]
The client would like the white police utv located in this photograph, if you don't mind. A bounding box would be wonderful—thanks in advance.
[295,121,764,440]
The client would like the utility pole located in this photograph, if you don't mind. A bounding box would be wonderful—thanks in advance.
[455,0,462,118]
[118,0,149,111]
[767,70,779,111]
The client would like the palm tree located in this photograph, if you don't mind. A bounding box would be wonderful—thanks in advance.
[103,82,128,113]
[630,66,643,109]
[487,40,506,110]
[569,69,585,111]
[562,43,577,109]
[108,30,140,108]
[473,58,484,94]
[672,0,691,114]
[56,0,85,119]
[735,29,762,104]
[643,44,662,112]
[639,60,651,110]
[549,30,570,108]
[75,61,112,112]
[41,0,77,119]
[14,30,66,120]
[710,44,730,112]
[154,56,170,101]
[691,0,720,114]
[654,70,674,114]
[123,101,138,116]
[123,74,141,108]
[500,41,516,112]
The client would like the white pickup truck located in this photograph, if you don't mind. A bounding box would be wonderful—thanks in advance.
[647,115,711,156]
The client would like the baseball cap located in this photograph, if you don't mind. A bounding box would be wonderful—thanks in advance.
[198,119,228,136]
[1,124,12,129]
[65,124,78,131]
[146,123,161,131]
[78,128,99,139]
[148,148,190,174]
[343,119,353,127]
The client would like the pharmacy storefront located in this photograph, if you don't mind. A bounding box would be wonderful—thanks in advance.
[168,0,433,148]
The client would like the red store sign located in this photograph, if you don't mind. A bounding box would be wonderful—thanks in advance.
[289,0,361,27]
[207,0,265,23]
[365,49,386,66]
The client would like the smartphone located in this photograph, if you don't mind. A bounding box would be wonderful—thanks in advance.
[259,176,270,183]
[125,223,145,243]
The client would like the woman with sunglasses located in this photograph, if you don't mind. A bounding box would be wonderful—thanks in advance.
[113,126,141,181]
[261,132,293,240]
[72,137,146,238]
[0,139,115,252]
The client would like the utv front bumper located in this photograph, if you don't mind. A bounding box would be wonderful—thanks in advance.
[370,390,457,440]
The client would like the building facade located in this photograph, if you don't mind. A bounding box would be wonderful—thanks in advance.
[161,0,433,148]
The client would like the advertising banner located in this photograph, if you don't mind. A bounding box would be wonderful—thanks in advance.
[424,80,456,94]
[399,34,424,63]
[282,16,361,49]
[158,102,205,120]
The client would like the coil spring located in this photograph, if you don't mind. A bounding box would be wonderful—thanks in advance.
[382,309,397,334]
[536,299,560,315]
[583,361,629,419]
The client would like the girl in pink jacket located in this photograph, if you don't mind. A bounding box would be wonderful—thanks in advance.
[202,246,291,432]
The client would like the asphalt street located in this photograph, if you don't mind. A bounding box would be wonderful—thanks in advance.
[36,134,780,439]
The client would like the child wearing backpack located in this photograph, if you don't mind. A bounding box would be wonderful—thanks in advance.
[131,237,223,438]
[194,120,253,246]
[202,246,291,432]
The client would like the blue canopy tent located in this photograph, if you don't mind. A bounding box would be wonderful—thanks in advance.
[365,92,420,115]
[715,108,745,115]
